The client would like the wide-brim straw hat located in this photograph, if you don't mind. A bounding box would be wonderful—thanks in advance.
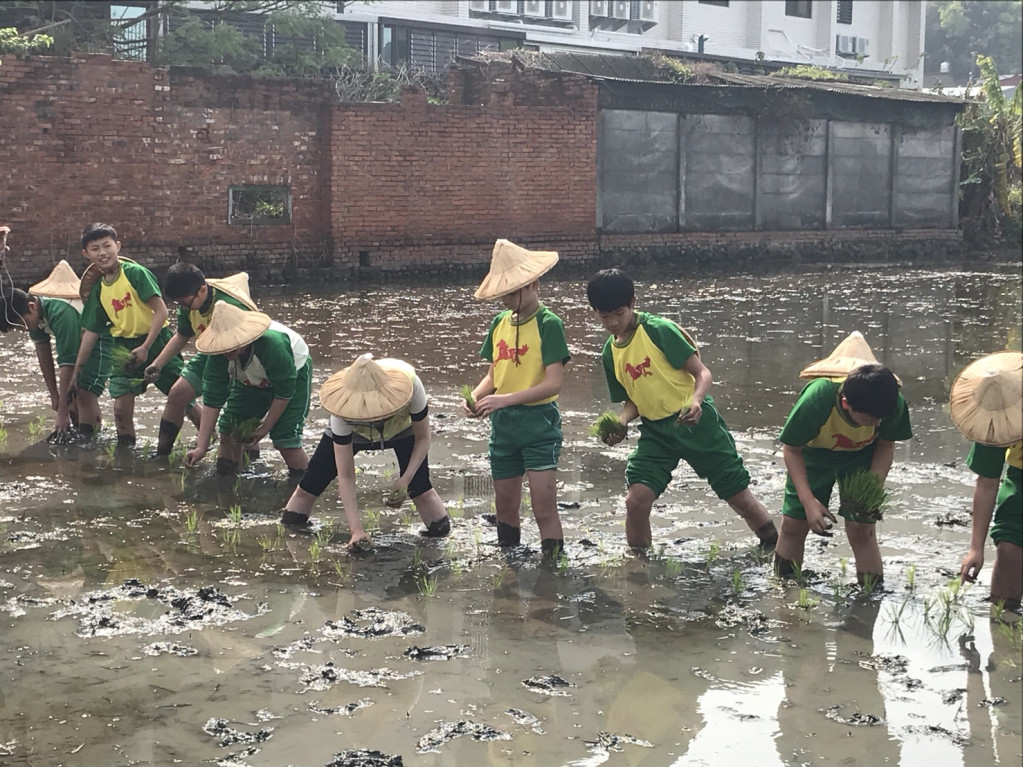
[29,260,81,299]
[474,239,559,300]
[207,272,258,311]
[799,330,902,385]
[319,354,414,421]
[194,301,271,355]
[949,350,1023,447]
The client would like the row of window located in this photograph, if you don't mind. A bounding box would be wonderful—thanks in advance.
[699,0,855,23]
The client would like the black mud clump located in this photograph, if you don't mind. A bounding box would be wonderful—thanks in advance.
[583,731,654,752]
[934,511,969,527]
[714,603,772,635]
[522,674,574,696]
[143,642,199,657]
[201,717,274,747]
[297,661,421,691]
[416,720,511,753]
[505,708,544,734]
[823,705,884,726]
[326,750,403,767]
[309,699,374,717]
[322,607,425,639]
[402,644,470,661]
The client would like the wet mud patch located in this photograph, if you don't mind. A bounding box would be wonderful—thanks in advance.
[505,708,544,734]
[326,750,403,767]
[522,673,574,696]
[415,720,511,753]
[309,699,374,717]
[583,731,654,753]
[202,717,274,746]
[294,660,421,691]
[713,602,776,635]
[322,607,425,639]
[402,644,470,661]
[5,526,75,550]
[823,704,885,726]
[49,578,265,637]
[142,641,199,657]
[1,593,56,618]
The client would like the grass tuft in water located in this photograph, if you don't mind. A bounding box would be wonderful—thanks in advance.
[418,573,439,597]
[837,470,890,523]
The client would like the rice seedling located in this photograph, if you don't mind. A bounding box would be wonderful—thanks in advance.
[589,410,627,441]
[0,420,8,446]
[104,442,117,460]
[221,528,240,548]
[493,568,508,589]
[996,615,1022,652]
[673,393,695,428]
[333,559,352,580]
[417,573,439,597]
[227,504,243,526]
[731,568,745,594]
[837,470,890,523]
[796,588,818,610]
[384,486,407,509]
[663,557,683,579]
[555,552,570,575]
[110,345,148,394]
[905,564,917,592]
[861,572,881,596]
[705,539,721,570]
[257,533,277,552]
[459,384,477,415]
[364,507,382,532]
[308,539,322,563]
[449,496,465,520]
[229,417,262,444]
[169,441,187,467]
[184,509,200,533]
[411,546,423,571]
[28,414,46,437]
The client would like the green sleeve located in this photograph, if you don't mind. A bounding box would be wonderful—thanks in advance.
[176,304,194,338]
[257,331,298,400]
[601,337,629,402]
[878,394,912,442]
[967,442,1007,479]
[123,261,161,303]
[538,308,570,367]
[779,378,837,446]
[642,313,697,369]
[479,312,505,362]
[201,353,231,410]
[41,299,82,366]
[80,286,110,333]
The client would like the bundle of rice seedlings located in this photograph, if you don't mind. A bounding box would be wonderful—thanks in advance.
[674,392,695,427]
[837,469,890,523]
[459,384,477,415]
[384,487,408,508]
[110,344,147,394]
[589,410,627,441]
[230,417,263,443]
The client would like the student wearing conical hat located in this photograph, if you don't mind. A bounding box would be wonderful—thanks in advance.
[279,354,451,548]
[0,260,112,442]
[951,351,1023,610]
[143,262,259,456]
[72,223,191,447]
[775,332,912,586]
[184,301,311,476]
[464,239,569,560]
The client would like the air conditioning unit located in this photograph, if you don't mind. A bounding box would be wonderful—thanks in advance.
[611,0,630,18]
[853,36,869,56]
[551,0,574,20]
[836,34,855,55]
[638,1,656,22]
[591,0,610,17]
[494,0,516,14]
[523,0,545,16]
[469,0,488,11]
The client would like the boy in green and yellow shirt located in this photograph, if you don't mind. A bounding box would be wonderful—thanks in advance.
[586,268,778,552]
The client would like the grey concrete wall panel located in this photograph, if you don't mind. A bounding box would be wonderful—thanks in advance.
[681,114,755,231]
[894,126,956,227]
[830,121,892,227]
[759,119,827,230]
[599,110,679,233]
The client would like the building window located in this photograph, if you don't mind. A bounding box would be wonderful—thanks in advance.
[229,186,291,225]
[785,0,812,18]
[111,4,148,61]
[836,0,853,24]
[380,24,410,67]
[698,0,729,5]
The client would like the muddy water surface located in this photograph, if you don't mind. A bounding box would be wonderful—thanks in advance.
[0,263,1021,767]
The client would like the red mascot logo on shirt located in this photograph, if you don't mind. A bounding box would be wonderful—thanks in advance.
[496,339,528,366]
[110,292,133,317]
[832,432,874,450]
[626,356,653,380]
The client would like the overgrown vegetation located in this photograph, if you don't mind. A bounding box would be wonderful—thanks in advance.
[0,27,53,55]
[957,54,1023,246]
[772,65,849,82]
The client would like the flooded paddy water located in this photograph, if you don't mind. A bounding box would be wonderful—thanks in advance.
[0,261,1021,767]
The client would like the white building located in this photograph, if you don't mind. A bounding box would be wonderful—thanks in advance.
[336,0,926,87]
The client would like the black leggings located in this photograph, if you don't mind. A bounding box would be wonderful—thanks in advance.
[298,432,434,499]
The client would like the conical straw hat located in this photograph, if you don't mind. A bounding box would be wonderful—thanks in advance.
[799,331,902,384]
[194,301,271,355]
[206,272,258,311]
[949,350,1023,447]
[319,354,414,421]
[29,260,81,299]
[474,239,559,300]
[78,256,137,301]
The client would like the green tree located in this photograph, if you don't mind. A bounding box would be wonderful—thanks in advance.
[0,26,53,55]
[925,1,1022,85]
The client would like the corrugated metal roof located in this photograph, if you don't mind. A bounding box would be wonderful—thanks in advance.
[496,51,968,105]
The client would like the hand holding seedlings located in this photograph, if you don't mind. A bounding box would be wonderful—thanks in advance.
[805,497,837,536]
[384,482,408,508]
[459,384,479,417]
[590,411,628,446]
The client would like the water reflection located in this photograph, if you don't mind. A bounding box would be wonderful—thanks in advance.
[0,263,1020,765]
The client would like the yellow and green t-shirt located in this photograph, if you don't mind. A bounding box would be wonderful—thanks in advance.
[480,304,569,406]
[601,312,697,421]
[81,260,166,339]
[176,286,252,339]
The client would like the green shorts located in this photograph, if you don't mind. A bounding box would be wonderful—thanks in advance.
[216,358,312,449]
[990,471,1022,547]
[76,332,113,396]
[488,402,562,480]
[108,328,183,399]
[625,395,750,500]
[179,352,209,394]
[780,446,876,523]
